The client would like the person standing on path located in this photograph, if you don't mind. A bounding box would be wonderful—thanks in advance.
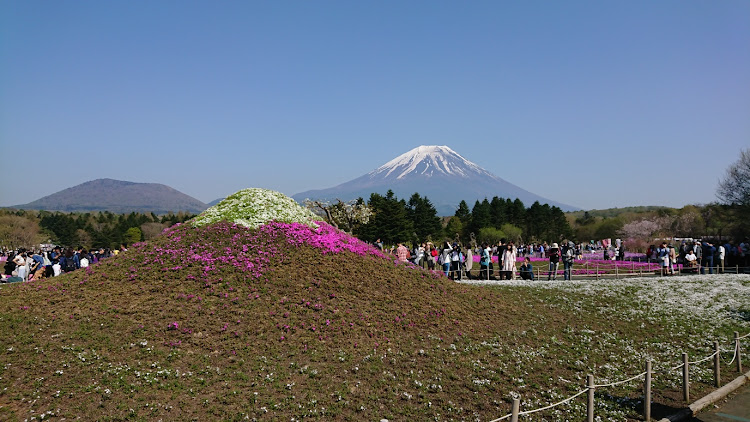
[479,243,490,279]
[668,244,678,275]
[547,243,560,280]
[658,242,670,276]
[440,242,452,277]
[703,241,716,274]
[501,241,516,280]
[563,241,575,280]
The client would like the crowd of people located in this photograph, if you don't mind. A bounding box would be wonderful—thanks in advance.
[648,239,748,275]
[379,237,749,281]
[1,244,127,283]
[3,236,747,284]
[382,239,580,281]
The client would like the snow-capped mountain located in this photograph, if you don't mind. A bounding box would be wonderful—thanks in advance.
[370,145,495,180]
[293,145,578,215]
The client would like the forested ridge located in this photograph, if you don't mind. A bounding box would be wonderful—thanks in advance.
[0,209,195,250]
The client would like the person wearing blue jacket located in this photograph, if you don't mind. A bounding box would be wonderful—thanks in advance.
[519,257,534,280]
[60,249,80,273]
[702,242,716,274]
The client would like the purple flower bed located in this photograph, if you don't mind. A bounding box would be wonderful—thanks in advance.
[138,220,435,283]
[470,251,663,275]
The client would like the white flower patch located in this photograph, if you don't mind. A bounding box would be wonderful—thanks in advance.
[191,188,318,229]
[462,274,750,333]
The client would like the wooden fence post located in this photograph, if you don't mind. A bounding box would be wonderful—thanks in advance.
[682,352,690,402]
[644,360,652,421]
[736,332,743,373]
[510,397,520,422]
[714,341,720,388]
[587,374,595,422]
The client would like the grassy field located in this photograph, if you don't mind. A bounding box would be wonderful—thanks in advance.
[0,221,748,421]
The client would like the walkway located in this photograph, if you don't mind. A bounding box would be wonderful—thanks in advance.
[691,383,750,422]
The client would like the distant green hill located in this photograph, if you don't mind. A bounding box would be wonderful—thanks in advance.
[567,205,673,219]
[12,178,209,214]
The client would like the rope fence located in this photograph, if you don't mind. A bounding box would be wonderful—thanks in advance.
[450,264,750,282]
[488,331,749,421]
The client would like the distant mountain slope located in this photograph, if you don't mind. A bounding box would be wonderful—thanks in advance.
[13,178,209,214]
[293,145,578,215]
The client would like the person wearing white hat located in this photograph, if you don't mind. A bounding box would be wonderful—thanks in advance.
[547,242,560,280]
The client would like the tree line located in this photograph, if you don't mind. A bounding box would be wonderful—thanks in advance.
[347,190,572,246]
[0,209,195,250]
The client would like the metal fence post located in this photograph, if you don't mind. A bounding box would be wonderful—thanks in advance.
[510,397,520,422]
[714,341,720,388]
[644,360,652,421]
[587,374,595,422]
[682,352,690,402]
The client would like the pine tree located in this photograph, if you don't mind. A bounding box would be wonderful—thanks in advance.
[407,193,442,242]
[468,199,491,237]
[356,190,413,245]
[510,198,526,227]
[489,197,506,228]
[455,200,471,225]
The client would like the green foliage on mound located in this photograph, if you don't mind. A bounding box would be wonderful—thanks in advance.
[191,188,317,229]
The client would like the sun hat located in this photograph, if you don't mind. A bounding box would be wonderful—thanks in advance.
[552,243,559,248]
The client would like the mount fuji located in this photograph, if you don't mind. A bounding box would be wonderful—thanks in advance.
[293,146,578,216]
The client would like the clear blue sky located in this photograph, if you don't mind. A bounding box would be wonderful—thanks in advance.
[1,1,748,211]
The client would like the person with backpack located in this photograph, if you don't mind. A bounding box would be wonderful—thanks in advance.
[79,248,93,268]
[60,248,79,273]
[426,243,437,271]
[547,243,560,280]
[450,244,463,281]
[562,241,575,280]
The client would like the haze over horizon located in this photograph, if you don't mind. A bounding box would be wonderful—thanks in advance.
[1,1,748,211]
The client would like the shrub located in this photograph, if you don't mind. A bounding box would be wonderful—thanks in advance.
[191,188,317,229]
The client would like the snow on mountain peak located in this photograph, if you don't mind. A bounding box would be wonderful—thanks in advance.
[370,145,487,180]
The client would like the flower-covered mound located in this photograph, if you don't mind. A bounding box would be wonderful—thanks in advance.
[0,221,748,421]
[191,187,318,229]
